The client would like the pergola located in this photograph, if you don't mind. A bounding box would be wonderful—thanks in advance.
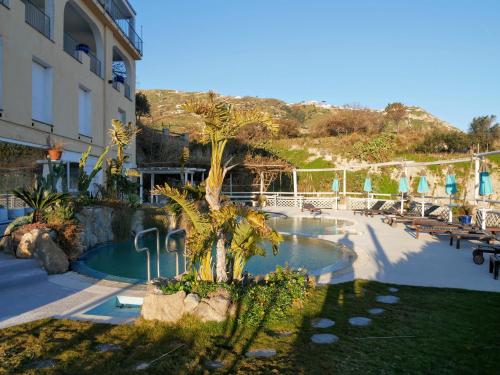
[138,166,206,203]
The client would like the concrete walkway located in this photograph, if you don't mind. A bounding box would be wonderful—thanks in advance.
[267,208,500,293]
[1,208,499,329]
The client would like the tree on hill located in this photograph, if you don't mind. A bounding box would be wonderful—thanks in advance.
[468,115,499,152]
[384,102,407,133]
[135,92,151,124]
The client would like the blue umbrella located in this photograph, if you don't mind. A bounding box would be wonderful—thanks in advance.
[363,177,372,192]
[417,175,430,217]
[331,178,339,193]
[398,175,410,214]
[479,171,494,196]
[478,166,494,230]
[445,173,458,223]
[445,174,458,195]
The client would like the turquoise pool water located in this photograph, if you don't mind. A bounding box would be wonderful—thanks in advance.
[267,217,352,236]
[75,217,349,283]
[84,296,141,318]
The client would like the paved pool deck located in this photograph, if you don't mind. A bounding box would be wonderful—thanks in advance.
[1,208,499,329]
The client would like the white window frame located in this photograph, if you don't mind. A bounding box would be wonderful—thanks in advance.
[32,58,53,124]
[118,108,126,124]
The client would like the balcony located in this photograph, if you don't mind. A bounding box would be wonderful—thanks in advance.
[97,0,143,56]
[63,33,103,78]
[23,0,51,39]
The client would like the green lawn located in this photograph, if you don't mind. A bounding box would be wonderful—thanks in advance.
[1,281,500,374]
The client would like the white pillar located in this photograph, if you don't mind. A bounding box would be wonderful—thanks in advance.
[259,172,264,194]
[343,169,347,197]
[150,173,155,204]
[229,172,233,194]
[184,171,188,185]
[292,169,298,207]
[190,173,194,185]
[139,172,144,204]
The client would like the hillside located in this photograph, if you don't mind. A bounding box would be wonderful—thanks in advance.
[139,89,460,137]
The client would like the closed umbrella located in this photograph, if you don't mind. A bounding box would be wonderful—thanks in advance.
[398,174,410,215]
[364,176,372,209]
[445,173,458,223]
[478,163,494,229]
[417,175,430,217]
[331,177,340,210]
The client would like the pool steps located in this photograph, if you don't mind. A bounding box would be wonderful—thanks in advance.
[0,255,47,291]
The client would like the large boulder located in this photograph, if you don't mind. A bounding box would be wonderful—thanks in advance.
[16,229,45,258]
[141,290,186,322]
[184,293,201,313]
[33,232,69,274]
[75,207,114,250]
[0,236,14,255]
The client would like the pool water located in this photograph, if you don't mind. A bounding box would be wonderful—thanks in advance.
[76,217,349,283]
[84,296,142,318]
[267,217,352,237]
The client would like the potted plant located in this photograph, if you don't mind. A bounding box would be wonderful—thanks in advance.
[458,203,473,225]
[76,43,90,54]
[46,136,64,161]
[113,75,125,84]
[257,194,267,208]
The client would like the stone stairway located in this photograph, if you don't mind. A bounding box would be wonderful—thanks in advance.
[0,253,47,290]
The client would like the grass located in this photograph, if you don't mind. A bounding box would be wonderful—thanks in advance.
[1,280,500,374]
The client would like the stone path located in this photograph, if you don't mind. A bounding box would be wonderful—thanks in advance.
[376,295,400,304]
[311,334,339,344]
[245,349,277,358]
[368,308,384,315]
[311,318,335,328]
[348,317,372,327]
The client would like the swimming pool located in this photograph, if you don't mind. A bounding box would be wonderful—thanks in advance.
[74,217,353,283]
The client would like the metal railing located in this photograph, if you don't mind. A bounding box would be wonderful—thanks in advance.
[63,33,82,62]
[88,51,102,77]
[165,229,186,277]
[97,0,143,55]
[124,82,131,100]
[134,227,160,282]
[23,0,50,39]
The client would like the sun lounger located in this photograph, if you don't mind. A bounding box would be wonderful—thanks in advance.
[385,205,441,227]
[471,244,500,265]
[449,231,496,249]
[409,219,461,239]
[302,203,322,215]
[489,254,500,279]
[353,200,386,216]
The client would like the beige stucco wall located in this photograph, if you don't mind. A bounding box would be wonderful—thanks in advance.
[0,0,138,164]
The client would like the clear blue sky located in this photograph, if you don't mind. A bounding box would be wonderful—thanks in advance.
[134,0,500,130]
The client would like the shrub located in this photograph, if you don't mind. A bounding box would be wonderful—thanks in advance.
[414,131,471,153]
[111,206,134,241]
[277,119,301,138]
[44,203,74,226]
[351,133,396,162]
[311,108,384,137]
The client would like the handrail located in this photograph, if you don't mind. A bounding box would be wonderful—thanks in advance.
[165,229,186,277]
[23,0,50,39]
[134,227,160,282]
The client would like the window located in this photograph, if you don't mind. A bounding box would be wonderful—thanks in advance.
[118,108,126,124]
[68,162,79,191]
[32,60,53,123]
[78,86,91,136]
[0,36,3,111]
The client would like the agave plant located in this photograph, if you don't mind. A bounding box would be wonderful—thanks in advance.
[78,145,110,195]
[13,185,70,223]
[181,92,278,281]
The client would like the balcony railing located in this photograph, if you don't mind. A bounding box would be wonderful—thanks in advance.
[1,0,9,9]
[63,33,82,62]
[89,51,102,77]
[97,0,143,56]
[23,0,50,39]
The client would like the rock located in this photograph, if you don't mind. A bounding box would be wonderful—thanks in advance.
[245,349,276,358]
[193,301,226,322]
[376,295,400,304]
[368,308,385,315]
[204,359,225,369]
[96,344,122,352]
[16,229,46,259]
[348,317,372,327]
[388,287,399,293]
[131,210,144,236]
[184,293,200,313]
[141,290,186,322]
[311,318,335,329]
[0,236,14,255]
[311,334,339,344]
[33,233,69,274]
[75,207,115,250]
[207,296,231,317]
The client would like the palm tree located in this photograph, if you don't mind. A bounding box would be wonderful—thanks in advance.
[180,92,278,282]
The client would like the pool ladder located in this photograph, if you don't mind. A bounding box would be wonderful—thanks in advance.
[134,228,186,282]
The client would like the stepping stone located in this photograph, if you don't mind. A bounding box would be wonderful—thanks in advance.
[96,343,122,352]
[368,308,385,315]
[204,359,225,369]
[31,359,57,369]
[349,317,372,326]
[376,295,400,304]
[245,349,276,358]
[311,318,335,328]
[135,362,150,371]
[311,334,339,344]
[267,330,293,337]
[388,287,399,293]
